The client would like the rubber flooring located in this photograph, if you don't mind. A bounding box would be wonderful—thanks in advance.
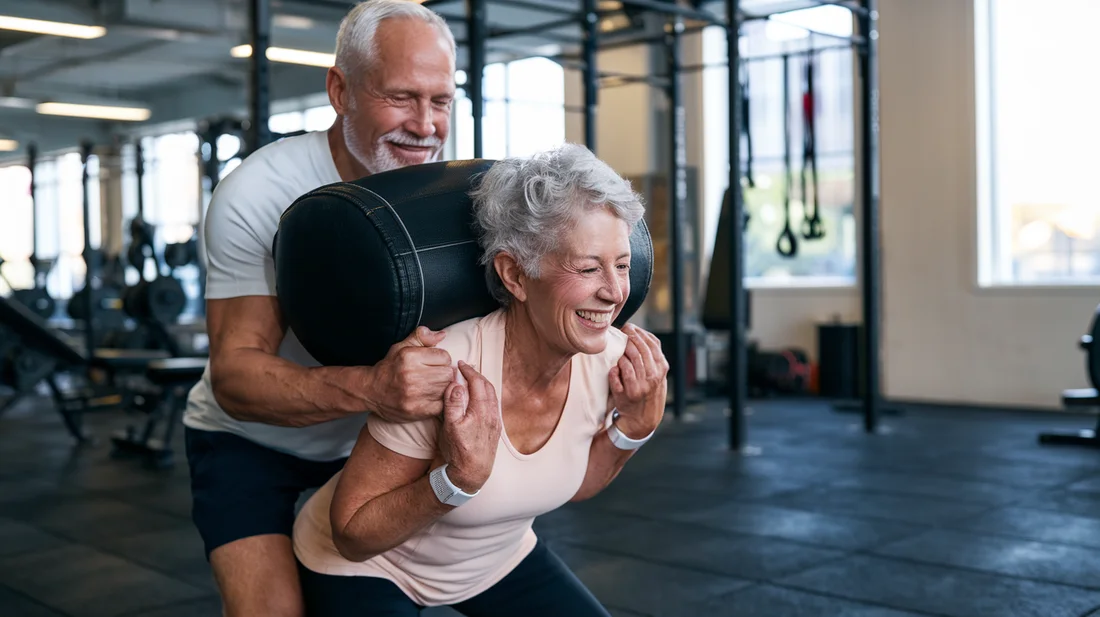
[2,394,1100,617]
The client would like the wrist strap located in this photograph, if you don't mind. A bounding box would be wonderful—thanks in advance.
[607,422,655,450]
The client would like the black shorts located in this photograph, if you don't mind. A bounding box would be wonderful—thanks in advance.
[185,426,347,558]
[298,540,610,617]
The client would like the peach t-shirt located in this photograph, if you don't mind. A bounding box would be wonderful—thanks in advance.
[293,309,628,606]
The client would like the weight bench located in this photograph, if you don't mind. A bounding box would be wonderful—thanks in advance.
[111,357,207,468]
[0,295,172,443]
[1039,304,1100,448]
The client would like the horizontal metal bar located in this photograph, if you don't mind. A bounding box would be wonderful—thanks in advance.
[739,0,868,21]
[489,16,580,41]
[678,43,853,71]
[613,0,724,26]
[489,0,579,17]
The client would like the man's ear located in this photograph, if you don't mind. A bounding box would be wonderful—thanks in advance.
[327,67,349,115]
[494,252,527,303]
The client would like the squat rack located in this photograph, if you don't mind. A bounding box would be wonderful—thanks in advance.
[287,0,881,449]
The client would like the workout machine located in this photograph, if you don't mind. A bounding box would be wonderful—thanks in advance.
[1038,304,1100,448]
[0,293,205,466]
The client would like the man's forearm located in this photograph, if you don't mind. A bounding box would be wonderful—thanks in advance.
[571,430,635,502]
[334,475,452,562]
[211,348,374,427]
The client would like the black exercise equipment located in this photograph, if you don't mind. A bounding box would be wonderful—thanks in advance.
[777,54,798,258]
[0,294,170,440]
[740,59,753,189]
[1038,304,1100,448]
[702,188,751,332]
[273,160,654,368]
[110,356,206,469]
[800,51,824,241]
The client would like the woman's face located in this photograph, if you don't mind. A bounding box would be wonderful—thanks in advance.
[522,207,633,356]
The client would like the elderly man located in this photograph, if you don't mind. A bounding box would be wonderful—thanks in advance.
[183,1,460,615]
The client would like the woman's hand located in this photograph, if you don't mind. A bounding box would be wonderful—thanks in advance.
[609,324,669,438]
[437,361,502,493]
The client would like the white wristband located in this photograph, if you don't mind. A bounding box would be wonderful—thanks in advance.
[607,422,655,450]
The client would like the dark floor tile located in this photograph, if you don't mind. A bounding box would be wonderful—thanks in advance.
[613,466,814,501]
[563,546,751,616]
[0,494,187,543]
[779,554,1100,617]
[952,507,1100,550]
[122,597,222,617]
[422,607,462,617]
[761,486,990,526]
[1020,490,1100,522]
[0,517,68,558]
[584,485,734,520]
[671,501,924,550]
[828,470,1026,506]
[876,528,1100,589]
[677,584,929,617]
[0,584,67,617]
[533,508,647,546]
[571,519,846,580]
[100,479,194,520]
[0,544,209,617]
[86,524,215,593]
[1067,476,1100,494]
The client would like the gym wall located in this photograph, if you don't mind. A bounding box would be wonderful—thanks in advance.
[568,0,1096,411]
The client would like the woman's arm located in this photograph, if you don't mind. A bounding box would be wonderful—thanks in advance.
[330,362,501,562]
[571,325,668,502]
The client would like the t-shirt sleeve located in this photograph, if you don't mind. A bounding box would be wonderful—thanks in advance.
[202,171,280,299]
[367,414,440,460]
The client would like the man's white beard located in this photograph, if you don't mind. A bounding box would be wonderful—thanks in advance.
[344,118,442,175]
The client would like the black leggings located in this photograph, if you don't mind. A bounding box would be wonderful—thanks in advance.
[299,541,609,617]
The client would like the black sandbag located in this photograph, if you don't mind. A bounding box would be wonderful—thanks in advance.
[273,160,653,367]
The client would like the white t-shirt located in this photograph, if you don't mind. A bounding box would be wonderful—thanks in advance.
[183,130,369,461]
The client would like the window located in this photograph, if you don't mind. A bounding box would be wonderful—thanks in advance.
[453,57,566,160]
[976,0,1100,286]
[0,166,33,293]
[702,6,857,287]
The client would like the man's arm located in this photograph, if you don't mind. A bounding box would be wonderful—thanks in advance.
[330,363,501,561]
[207,295,454,427]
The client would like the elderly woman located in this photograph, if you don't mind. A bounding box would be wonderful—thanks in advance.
[292,143,668,617]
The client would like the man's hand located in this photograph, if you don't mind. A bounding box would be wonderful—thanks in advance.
[437,361,502,493]
[609,324,669,438]
[364,326,454,424]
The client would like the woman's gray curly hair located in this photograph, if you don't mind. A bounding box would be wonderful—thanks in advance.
[469,143,645,306]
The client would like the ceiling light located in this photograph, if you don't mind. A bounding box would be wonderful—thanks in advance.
[273,15,315,30]
[0,139,18,151]
[36,102,151,122]
[0,15,105,39]
[231,44,334,68]
[0,96,35,109]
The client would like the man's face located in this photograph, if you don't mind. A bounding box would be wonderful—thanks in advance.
[339,18,455,175]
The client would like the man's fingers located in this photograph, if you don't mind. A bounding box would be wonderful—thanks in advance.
[393,326,447,350]
[403,346,453,367]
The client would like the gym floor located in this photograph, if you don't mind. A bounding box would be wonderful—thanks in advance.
[2,397,1100,617]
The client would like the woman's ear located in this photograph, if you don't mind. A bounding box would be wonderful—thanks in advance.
[494,252,528,303]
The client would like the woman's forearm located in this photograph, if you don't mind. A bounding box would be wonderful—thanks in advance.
[334,474,452,562]
[570,429,635,502]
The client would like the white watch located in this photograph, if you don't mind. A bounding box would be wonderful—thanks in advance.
[429,464,478,506]
[607,422,655,450]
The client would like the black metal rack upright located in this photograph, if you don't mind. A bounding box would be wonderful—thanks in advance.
[423,0,881,449]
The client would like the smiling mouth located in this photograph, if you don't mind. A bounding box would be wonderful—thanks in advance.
[388,142,433,155]
[576,310,612,328]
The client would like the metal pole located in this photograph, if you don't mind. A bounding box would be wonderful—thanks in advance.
[80,140,96,355]
[135,140,146,219]
[666,18,687,420]
[726,0,747,450]
[582,0,598,152]
[466,0,487,158]
[858,0,880,432]
[614,0,723,26]
[28,143,37,259]
[249,0,272,154]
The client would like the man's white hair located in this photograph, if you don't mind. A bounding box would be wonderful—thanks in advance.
[335,0,456,80]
